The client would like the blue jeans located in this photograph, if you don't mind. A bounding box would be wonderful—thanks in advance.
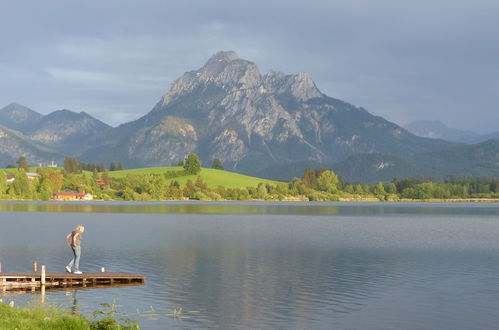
[67,245,81,271]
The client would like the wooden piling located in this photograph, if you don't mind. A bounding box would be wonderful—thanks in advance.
[33,261,37,273]
[41,265,46,285]
[0,262,2,273]
[41,285,45,304]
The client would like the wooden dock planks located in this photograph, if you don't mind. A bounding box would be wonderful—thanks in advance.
[0,271,145,289]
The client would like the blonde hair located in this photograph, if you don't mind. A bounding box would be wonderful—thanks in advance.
[76,225,85,232]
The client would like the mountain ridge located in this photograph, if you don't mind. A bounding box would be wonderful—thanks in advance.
[1,51,498,182]
[405,120,499,144]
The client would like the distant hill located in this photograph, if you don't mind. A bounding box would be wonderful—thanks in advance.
[27,109,111,153]
[409,139,499,177]
[0,124,60,166]
[330,153,427,183]
[405,120,499,144]
[473,131,499,144]
[327,139,499,183]
[0,106,111,163]
[0,103,43,133]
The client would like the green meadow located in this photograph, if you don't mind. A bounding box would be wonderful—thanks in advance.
[3,166,280,189]
[106,167,280,188]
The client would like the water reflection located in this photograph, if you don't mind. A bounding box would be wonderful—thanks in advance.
[70,290,79,316]
[1,201,499,215]
[144,244,404,329]
[3,205,499,329]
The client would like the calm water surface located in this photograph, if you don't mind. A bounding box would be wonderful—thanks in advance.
[1,202,499,329]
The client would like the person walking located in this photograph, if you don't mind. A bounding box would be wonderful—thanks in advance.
[66,225,85,274]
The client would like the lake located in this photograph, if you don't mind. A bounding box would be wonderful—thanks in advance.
[1,201,499,329]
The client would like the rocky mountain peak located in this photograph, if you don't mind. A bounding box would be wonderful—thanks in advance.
[198,50,261,88]
[289,72,322,101]
[0,102,43,133]
[46,109,84,120]
[159,51,262,107]
[0,102,41,119]
[40,109,110,127]
[263,70,322,101]
[206,50,240,64]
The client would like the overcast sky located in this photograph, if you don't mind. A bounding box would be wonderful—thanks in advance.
[0,0,498,132]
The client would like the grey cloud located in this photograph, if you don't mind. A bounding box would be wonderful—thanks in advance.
[0,0,498,132]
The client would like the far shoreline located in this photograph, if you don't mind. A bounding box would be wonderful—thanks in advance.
[2,198,499,203]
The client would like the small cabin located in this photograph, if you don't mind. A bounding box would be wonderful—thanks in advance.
[26,172,40,181]
[52,190,93,201]
[5,172,39,183]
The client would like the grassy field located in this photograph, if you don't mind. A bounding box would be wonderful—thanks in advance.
[107,167,281,188]
[0,301,139,329]
[0,303,88,329]
[2,166,281,189]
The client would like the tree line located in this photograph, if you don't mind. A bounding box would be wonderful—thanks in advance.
[3,155,499,201]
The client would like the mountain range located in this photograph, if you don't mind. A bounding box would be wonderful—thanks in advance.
[1,51,498,182]
[405,120,499,144]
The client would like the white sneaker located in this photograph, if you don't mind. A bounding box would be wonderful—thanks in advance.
[65,266,72,273]
[73,270,83,275]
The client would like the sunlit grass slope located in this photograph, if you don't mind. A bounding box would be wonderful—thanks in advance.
[107,167,280,188]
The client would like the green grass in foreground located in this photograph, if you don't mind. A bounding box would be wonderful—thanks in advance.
[0,301,140,329]
[106,167,280,188]
[0,302,88,329]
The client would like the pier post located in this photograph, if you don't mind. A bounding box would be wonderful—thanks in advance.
[41,265,46,285]
[33,261,37,273]
[0,262,2,273]
[41,284,46,304]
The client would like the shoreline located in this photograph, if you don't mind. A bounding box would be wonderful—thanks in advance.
[1,198,499,203]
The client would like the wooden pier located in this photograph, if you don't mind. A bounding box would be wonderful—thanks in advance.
[0,262,145,293]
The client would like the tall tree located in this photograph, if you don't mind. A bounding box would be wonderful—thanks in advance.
[12,168,31,198]
[42,169,64,192]
[212,158,224,170]
[302,168,316,188]
[316,170,340,194]
[195,176,206,190]
[102,169,111,188]
[16,156,29,171]
[0,170,7,196]
[184,153,202,175]
[64,157,80,173]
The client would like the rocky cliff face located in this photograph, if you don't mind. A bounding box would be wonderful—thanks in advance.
[87,51,450,172]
